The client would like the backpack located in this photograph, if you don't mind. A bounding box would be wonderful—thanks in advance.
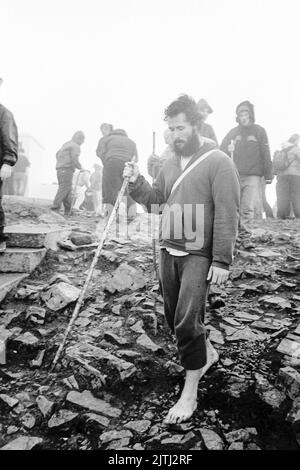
[272,149,291,174]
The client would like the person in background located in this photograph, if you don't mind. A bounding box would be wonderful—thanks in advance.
[51,130,85,215]
[96,127,138,221]
[221,101,273,232]
[276,133,300,219]
[197,98,218,145]
[90,163,104,217]
[96,123,113,164]
[0,77,18,252]
[12,143,30,196]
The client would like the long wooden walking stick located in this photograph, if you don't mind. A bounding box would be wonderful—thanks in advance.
[51,165,135,371]
[151,132,159,280]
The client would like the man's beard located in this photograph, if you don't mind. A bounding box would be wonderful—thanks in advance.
[173,130,200,157]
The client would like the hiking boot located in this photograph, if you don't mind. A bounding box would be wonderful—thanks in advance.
[0,241,6,253]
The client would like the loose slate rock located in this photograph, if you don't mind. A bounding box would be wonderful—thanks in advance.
[255,373,286,409]
[84,413,110,429]
[48,409,79,429]
[0,394,19,408]
[14,332,39,346]
[225,428,257,443]
[259,295,292,310]
[36,396,54,418]
[0,436,42,451]
[137,334,163,353]
[279,366,300,400]
[100,430,133,444]
[20,413,36,430]
[67,390,121,418]
[228,442,244,450]
[104,332,129,346]
[199,428,224,450]
[104,263,147,293]
[277,339,300,359]
[124,420,151,433]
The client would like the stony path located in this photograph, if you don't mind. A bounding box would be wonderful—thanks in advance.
[0,202,300,450]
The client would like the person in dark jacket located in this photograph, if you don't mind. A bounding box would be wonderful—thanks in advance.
[220,101,273,231]
[97,128,138,220]
[0,78,18,252]
[51,130,85,215]
[197,98,218,145]
[123,95,240,424]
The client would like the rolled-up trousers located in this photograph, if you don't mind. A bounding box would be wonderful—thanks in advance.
[159,249,210,370]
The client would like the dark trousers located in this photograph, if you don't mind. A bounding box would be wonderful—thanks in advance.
[0,179,7,242]
[159,250,210,370]
[276,175,300,219]
[52,169,74,214]
[103,157,136,216]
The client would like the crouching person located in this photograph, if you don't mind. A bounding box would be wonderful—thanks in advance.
[123,95,240,424]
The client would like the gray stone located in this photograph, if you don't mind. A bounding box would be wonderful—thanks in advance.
[277,339,300,358]
[7,426,19,435]
[14,332,39,346]
[104,263,147,293]
[124,420,151,433]
[161,434,185,445]
[70,232,94,246]
[38,212,66,224]
[247,443,262,450]
[0,394,19,408]
[104,332,129,346]
[66,390,121,418]
[15,392,32,407]
[137,334,163,353]
[30,350,46,368]
[63,375,79,390]
[0,436,42,451]
[207,326,225,345]
[164,361,184,376]
[74,317,91,328]
[255,373,286,408]
[66,343,137,381]
[199,428,224,450]
[84,413,110,429]
[279,366,300,400]
[48,409,79,429]
[225,428,258,443]
[5,225,71,250]
[133,444,145,451]
[0,328,12,365]
[234,312,261,322]
[20,413,36,429]
[0,273,28,303]
[117,350,141,359]
[228,442,244,450]
[36,396,54,418]
[100,430,133,444]
[42,282,80,311]
[130,321,146,334]
[0,248,46,274]
[223,317,242,327]
[286,398,300,424]
[112,305,122,315]
[105,439,131,450]
[227,327,267,342]
[259,295,292,310]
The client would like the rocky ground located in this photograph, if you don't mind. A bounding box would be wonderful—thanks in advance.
[0,197,300,451]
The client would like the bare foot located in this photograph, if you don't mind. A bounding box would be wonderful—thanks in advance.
[199,346,219,379]
[164,397,197,424]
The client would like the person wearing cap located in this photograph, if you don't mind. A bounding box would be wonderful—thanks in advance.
[0,78,18,252]
[51,130,85,215]
[12,143,30,196]
[197,99,218,145]
[220,101,273,231]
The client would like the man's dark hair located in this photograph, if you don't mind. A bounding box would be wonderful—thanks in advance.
[164,94,201,126]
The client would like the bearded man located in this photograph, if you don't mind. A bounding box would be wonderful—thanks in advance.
[123,95,240,424]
